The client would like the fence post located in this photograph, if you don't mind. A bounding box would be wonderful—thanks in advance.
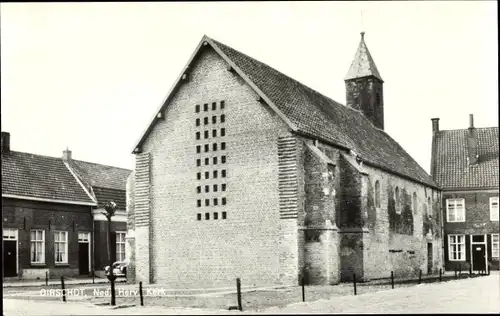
[61,276,66,302]
[391,271,394,289]
[139,282,144,306]
[353,273,357,296]
[301,274,305,302]
[454,269,457,279]
[439,268,442,282]
[92,270,95,284]
[469,265,472,277]
[418,270,422,284]
[45,271,48,286]
[236,278,242,312]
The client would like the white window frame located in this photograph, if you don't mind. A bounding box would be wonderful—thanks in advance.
[54,231,68,264]
[448,234,466,261]
[490,197,499,221]
[446,198,465,222]
[30,229,45,264]
[492,234,500,259]
[116,231,126,262]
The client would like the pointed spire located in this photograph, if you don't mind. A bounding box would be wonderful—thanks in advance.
[345,32,383,82]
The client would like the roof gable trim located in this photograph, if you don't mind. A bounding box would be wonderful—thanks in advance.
[2,194,97,206]
[131,35,297,153]
[63,161,98,204]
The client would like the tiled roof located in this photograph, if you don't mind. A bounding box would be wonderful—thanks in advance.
[432,127,499,189]
[67,160,132,209]
[1,151,95,205]
[345,33,383,81]
[209,37,437,188]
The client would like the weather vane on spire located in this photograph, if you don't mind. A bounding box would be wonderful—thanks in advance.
[360,9,365,38]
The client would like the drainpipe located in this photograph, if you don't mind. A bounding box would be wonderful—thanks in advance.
[92,208,95,277]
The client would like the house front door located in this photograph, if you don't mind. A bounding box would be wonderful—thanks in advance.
[472,244,486,272]
[3,240,17,277]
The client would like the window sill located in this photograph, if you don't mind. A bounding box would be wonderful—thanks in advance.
[448,259,466,262]
[30,263,46,267]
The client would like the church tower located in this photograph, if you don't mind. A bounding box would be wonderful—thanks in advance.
[345,32,384,130]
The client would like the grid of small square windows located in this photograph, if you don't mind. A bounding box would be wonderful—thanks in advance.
[195,100,228,220]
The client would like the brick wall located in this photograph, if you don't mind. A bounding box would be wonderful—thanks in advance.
[442,190,500,271]
[137,47,293,288]
[345,77,384,130]
[2,198,92,279]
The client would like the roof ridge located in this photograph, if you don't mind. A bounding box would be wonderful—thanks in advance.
[72,159,132,172]
[440,126,499,132]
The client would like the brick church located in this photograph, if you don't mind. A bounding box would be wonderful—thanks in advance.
[126,33,443,288]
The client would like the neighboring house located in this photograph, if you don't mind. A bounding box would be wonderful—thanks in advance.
[126,33,443,288]
[1,132,131,279]
[431,115,499,273]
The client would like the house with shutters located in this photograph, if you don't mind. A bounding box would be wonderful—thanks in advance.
[430,115,499,273]
[126,33,443,288]
[1,131,131,280]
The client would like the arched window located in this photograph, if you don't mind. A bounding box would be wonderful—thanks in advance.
[428,197,432,216]
[395,187,400,214]
[375,181,381,208]
[413,192,418,214]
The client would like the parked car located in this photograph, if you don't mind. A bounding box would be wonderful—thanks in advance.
[105,261,127,279]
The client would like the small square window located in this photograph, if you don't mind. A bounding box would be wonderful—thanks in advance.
[213,157,218,165]
[203,104,208,112]
[214,212,218,220]
[213,129,217,137]
[205,199,210,207]
[222,211,227,219]
[197,213,202,220]
[196,118,200,126]
[221,114,226,123]
[221,128,226,137]
[214,198,218,206]
[196,132,200,140]
[205,171,210,179]
[212,102,217,111]
[197,172,201,180]
[213,170,218,179]
[212,116,217,124]
[205,158,209,165]
[220,100,225,109]
[196,145,201,153]
[222,183,227,191]
[213,143,218,151]
[196,159,201,167]
[197,200,201,207]
[222,197,227,205]
[204,144,209,152]
[221,142,226,150]
[204,117,209,125]
[213,184,218,192]
[221,156,226,164]
[195,105,200,113]
[222,170,227,178]
[205,212,210,220]
[197,186,201,194]
[204,131,209,139]
[205,185,209,193]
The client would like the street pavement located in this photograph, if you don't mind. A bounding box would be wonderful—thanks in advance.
[3,272,499,315]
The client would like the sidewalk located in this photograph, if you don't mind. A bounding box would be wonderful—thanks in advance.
[3,277,127,288]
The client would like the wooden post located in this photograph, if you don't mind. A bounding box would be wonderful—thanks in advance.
[454,269,457,279]
[61,276,66,302]
[92,270,95,284]
[45,271,48,286]
[439,268,442,281]
[353,273,357,296]
[391,271,394,289]
[301,275,305,302]
[139,282,144,306]
[469,265,472,276]
[236,278,242,311]
[418,270,422,284]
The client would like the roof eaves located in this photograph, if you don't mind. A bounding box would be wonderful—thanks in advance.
[2,194,97,207]
[63,160,98,204]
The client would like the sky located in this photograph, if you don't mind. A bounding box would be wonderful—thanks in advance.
[1,1,498,172]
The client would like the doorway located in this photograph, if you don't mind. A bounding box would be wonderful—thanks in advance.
[78,232,90,275]
[472,244,486,272]
[427,242,433,275]
[3,228,18,277]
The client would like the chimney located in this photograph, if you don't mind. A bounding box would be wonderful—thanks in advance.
[62,147,72,162]
[467,114,478,165]
[431,118,440,133]
[1,132,10,153]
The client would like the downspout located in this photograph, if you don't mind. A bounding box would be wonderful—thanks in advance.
[92,207,96,276]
